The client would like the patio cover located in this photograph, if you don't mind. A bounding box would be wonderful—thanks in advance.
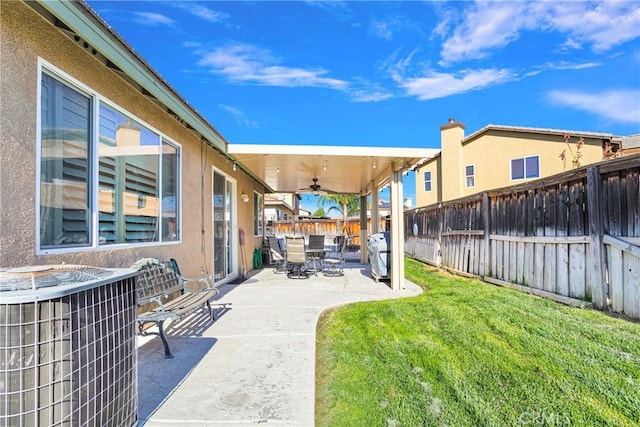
[228,144,439,290]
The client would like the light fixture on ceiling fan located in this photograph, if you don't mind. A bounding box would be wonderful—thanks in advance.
[297,177,336,195]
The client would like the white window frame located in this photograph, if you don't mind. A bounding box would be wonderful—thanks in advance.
[510,155,540,181]
[211,167,238,282]
[423,171,432,192]
[465,165,475,188]
[253,191,263,237]
[36,59,182,254]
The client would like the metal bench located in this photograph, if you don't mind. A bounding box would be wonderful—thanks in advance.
[132,258,230,358]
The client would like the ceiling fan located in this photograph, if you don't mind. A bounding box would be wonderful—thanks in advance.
[297,177,336,195]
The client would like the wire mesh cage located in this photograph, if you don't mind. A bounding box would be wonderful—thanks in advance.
[0,266,138,426]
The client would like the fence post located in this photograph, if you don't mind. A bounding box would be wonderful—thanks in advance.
[482,192,491,278]
[437,204,444,266]
[587,166,608,308]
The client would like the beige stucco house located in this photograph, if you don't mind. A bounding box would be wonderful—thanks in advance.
[0,1,269,281]
[415,118,617,207]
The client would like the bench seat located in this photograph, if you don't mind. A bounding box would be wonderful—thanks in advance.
[133,258,230,358]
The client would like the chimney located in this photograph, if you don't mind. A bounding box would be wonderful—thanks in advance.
[440,118,466,200]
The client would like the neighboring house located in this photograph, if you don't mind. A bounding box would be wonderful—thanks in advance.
[415,118,617,206]
[619,135,640,157]
[264,193,297,234]
[0,1,267,281]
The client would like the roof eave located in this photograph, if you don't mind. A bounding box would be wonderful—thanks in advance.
[36,0,227,154]
[463,124,614,145]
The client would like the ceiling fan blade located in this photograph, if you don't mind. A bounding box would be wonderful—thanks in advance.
[294,178,338,195]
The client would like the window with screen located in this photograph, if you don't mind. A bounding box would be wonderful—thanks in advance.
[424,171,432,192]
[511,156,540,180]
[38,65,181,252]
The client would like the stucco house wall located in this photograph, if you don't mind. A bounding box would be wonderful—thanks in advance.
[0,2,264,277]
[415,119,611,207]
[415,156,440,208]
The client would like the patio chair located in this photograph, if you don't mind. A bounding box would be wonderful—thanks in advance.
[307,234,326,274]
[323,234,348,277]
[267,235,287,273]
[285,236,310,279]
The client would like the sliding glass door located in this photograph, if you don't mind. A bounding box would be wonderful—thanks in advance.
[212,169,237,282]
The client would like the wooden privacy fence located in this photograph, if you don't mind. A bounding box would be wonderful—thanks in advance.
[271,218,369,248]
[405,154,640,319]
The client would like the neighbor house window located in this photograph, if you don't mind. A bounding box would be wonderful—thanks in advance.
[254,192,263,236]
[423,171,432,192]
[511,156,540,180]
[38,65,181,251]
[465,165,475,188]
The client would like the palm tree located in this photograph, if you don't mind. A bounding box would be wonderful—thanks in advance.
[317,194,360,236]
[312,207,328,218]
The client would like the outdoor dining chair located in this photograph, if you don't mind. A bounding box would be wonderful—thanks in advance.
[267,235,287,273]
[323,234,348,276]
[306,234,326,274]
[285,236,310,279]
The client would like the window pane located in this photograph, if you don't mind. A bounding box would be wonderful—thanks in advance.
[525,156,539,178]
[424,171,432,192]
[213,171,230,280]
[162,141,179,241]
[465,165,474,187]
[98,104,159,244]
[39,73,91,248]
[254,193,263,236]
[511,159,524,180]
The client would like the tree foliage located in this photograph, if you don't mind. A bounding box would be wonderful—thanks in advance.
[317,194,360,232]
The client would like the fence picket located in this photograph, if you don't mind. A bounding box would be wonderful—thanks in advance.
[608,246,624,312]
[623,253,640,318]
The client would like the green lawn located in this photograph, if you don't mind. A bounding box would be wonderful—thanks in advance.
[316,258,640,426]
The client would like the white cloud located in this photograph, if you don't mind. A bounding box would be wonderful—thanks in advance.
[132,12,175,27]
[218,104,258,128]
[547,89,640,124]
[439,1,640,64]
[350,90,393,103]
[195,43,348,90]
[173,3,229,23]
[400,68,513,100]
[525,60,602,77]
[348,79,394,103]
[547,61,602,71]
[371,20,393,41]
[370,15,423,41]
[543,2,640,53]
[439,2,532,64]
[382,47,422,82]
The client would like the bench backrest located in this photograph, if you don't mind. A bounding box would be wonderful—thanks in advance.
[132,258,183,304]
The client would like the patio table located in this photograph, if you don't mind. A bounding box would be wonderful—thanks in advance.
[305,248,329,275]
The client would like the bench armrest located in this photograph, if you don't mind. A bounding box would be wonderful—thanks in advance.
[180,274,219,292]
[138,294,172,311]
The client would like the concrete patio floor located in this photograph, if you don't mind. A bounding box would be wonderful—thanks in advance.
[137,261,422,426]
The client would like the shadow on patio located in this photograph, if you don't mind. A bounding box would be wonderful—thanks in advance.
[136,261,422,426]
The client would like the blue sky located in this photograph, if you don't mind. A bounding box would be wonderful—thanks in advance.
[89,1,640,212]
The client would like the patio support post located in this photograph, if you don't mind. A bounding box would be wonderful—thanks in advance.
[360,193,368,264]
[390,162,405,290]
